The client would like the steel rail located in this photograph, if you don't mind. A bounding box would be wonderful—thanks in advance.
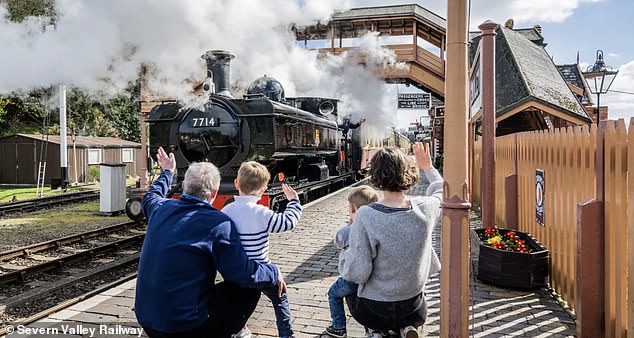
[0,221,143,262]
[0,261,139,336]
[0,233,144,285]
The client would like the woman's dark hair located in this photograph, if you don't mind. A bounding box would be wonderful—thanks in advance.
[369,147,418,192]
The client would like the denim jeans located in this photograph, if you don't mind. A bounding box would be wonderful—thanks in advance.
[328,277,359,329]
[346,292,426,332]
[261,286,294,337]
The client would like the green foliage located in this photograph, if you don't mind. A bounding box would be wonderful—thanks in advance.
[66,81,140,142]
[105,81,141,142]
[0,0,56,23]
[0,88,53,137]
[88,166,100,182]
[0,97,9,128]
[0,82,141,142]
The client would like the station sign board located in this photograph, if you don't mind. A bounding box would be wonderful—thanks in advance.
[398,93,430,109]
[536,169,545,225]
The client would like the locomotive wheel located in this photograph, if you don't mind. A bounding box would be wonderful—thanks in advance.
[125,197,145,221]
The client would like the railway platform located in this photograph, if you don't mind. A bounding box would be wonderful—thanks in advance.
[3,185,576,337]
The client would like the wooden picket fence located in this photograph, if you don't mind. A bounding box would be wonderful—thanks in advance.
[472,119,634,337]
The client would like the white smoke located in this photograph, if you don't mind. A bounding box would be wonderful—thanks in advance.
[0,0,404,130]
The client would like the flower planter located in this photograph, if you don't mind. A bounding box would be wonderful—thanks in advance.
[470,228,549,289]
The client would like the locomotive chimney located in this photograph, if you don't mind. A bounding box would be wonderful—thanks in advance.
[202,50,235,98]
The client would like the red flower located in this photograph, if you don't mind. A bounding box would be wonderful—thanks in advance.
[484,227,499,238]
[491,242,506,250]
[480,228,533,253]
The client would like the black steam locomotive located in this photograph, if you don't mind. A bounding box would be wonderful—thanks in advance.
[125,50,409,220]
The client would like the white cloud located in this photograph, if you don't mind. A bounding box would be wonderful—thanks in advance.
[601,59,634,121]
[348,0,602,27]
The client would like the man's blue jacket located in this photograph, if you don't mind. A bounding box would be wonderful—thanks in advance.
[135,171,279,333]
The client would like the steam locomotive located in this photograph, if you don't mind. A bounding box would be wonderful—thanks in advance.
[125,50,409,220]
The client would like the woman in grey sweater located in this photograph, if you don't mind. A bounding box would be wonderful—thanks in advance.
[339,142,442,338]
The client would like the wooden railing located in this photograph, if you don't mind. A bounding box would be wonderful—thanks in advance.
[317,43,444,76]
[472,120,634,336]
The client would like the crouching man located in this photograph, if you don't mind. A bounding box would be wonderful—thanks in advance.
[135,147,285,338]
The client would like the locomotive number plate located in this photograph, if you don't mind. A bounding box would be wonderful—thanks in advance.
[191,117,219,127]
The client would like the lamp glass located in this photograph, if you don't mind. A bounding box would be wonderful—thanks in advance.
[602,70,619,94]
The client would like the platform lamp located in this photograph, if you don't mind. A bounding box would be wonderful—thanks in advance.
[583,50,618,123]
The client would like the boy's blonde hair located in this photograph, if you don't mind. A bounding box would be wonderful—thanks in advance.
[237,161,271,195]
[348,186,379,209]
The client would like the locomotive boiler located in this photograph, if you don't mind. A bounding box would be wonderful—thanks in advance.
[125,50,411,220]
[126,50,355,219]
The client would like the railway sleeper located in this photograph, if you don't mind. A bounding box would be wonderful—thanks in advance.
[0,254,139,316]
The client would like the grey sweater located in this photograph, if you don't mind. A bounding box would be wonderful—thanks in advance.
[339,169,443,302]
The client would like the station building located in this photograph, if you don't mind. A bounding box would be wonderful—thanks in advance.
[0,134,142,185]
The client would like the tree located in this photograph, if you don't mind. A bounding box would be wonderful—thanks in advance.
[66,83,140,142]
[0,0,56,23]
[0,97,9,129]
[105,80,141,142]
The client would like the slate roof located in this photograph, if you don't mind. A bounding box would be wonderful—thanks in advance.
[513,28,546,47]
[14,134,141,148]
[557,64,591,105]
[472,26,590,123]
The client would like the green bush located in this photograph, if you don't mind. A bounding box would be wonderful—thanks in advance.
[88,166,100,182]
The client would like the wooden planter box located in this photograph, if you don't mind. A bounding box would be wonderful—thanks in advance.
[470,228,549,289]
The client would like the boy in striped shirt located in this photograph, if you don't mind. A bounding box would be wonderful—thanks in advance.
[222,161,302,338]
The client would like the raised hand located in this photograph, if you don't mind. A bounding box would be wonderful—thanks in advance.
[412,142,432,171]
[157,147,176,172]
[281,183,299,201]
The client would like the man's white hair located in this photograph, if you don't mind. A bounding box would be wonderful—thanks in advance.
[183,162,220,200]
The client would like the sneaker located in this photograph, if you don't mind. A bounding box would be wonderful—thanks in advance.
[399,326,418,338]
[364,332,382,338]
[231,326,252,338]
[323,325,347,338]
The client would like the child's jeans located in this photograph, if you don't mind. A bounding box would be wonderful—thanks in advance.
[328,277,358,329]
[261,286,294,337]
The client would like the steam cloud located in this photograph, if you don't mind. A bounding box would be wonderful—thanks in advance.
[0,0,404,131]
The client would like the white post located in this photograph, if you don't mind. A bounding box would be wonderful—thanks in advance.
[59,85,68,187]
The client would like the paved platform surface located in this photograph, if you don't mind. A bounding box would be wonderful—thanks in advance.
[3,185,576,337]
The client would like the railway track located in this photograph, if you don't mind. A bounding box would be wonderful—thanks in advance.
[0,221,146,334]
[0,190,100,216]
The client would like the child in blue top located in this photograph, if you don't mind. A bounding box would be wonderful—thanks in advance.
[323,186,379,338]
[222,161,302,338]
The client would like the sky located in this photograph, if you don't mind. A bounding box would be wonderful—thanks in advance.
[0,0,632,130]
[348,0,634,125]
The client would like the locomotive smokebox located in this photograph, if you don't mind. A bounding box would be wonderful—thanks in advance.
[202,50,235,98]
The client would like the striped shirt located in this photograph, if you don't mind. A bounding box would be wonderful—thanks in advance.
[222,195,302,264]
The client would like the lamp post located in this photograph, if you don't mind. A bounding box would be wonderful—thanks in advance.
[583,50,619,123]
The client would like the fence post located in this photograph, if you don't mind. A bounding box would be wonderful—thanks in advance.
[504,174,518,230]
[576,200,604,338]
[504,133,519,230]
[479,21,497,229]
